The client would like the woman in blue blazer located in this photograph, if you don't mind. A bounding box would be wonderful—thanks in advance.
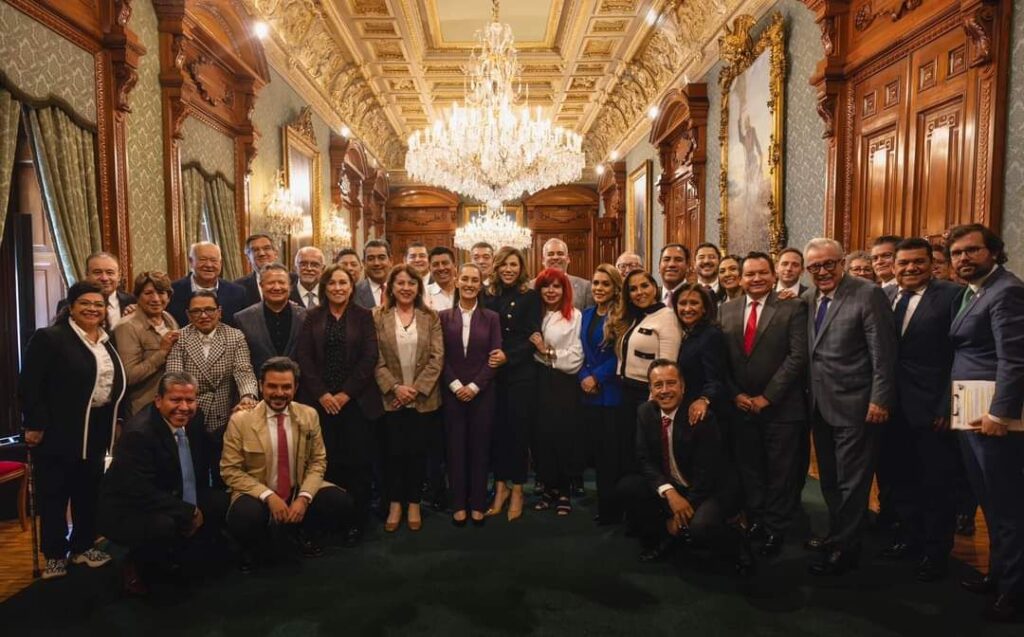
[578,264,629,524]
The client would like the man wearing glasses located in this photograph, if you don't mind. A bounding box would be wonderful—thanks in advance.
[871,235,902,288]
[168,242,248,327]
[167,290,258,487]
[235,234,299,307]
[800,238,897,576]
[292,246,325,308]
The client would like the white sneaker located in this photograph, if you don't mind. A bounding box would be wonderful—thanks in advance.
[69,547,112,568]
[42,558,68,580]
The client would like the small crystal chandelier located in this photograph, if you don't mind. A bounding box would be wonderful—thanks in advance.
[261,169,303,240]
[405,0,585,202]
[321,203,353,258]
[454,200,532,251]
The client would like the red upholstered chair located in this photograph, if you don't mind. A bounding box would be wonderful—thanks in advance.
[0,461,28,530]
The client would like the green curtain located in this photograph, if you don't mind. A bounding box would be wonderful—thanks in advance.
[0,89,20,241]
[204,174,242,280]
[180,166,206,263]
[27,105,101,285]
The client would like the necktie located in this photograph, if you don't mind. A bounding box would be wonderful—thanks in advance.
[743,300,759,355]
[893,290,913,336]
[274,413,292,501]
[175,428,197,505]
[660,415,673,480]
[957,287,975,317]
[814,296,831,334]
[378,285,385,306]
[306,291,317,308]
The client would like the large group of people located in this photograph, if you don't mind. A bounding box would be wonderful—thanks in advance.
[16,225,1024,622]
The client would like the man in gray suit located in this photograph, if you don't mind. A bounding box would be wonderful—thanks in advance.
[234,264,307,376]
[541,238,593,310]
[721,252,808,556]
[801,238,897,576]
[353,239,392,309]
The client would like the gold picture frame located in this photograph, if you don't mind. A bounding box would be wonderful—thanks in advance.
[626,161,653,269]
[718,12,786,255]
[282,107,323,247]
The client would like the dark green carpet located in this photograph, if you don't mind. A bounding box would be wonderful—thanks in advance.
[0,481,1018,636]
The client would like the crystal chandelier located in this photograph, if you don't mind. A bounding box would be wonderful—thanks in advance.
[261,169,303,240]
[321,203,353,258]
[454,200,531,251]
[405,0,585,203]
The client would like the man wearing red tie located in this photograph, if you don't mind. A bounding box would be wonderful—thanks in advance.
[615,360,752,572]
[221,357,352,571]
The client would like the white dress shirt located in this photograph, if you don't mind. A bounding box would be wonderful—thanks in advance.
[776,281,801,296]
[656,407,689,496]
[449,302,480,394]
[534,308,584,373]
[258,409,313,503]
[106,293,123,329]
[198,330,217,358]
[892,284,928,335]
[368,280,385,307]
[190,276,219,293]
[662,283,683,306]
[426,282,454,311]
[743,294,768,330]
[299,285,319,308]
[69,319,115,407]
[394,311,418,398]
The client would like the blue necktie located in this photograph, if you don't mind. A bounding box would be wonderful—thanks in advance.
[814,296,831,334]
[175,428,197,505]
[893,290,913,336]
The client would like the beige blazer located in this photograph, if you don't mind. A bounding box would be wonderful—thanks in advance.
[114,310,180,415]
[220,401,329,503]
[373,306,444,412]
[618,306,682,383]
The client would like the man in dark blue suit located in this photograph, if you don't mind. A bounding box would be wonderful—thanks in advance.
[947,225,1024,622]
[233,233,299,307]
[876,238,962,582]
[167,242,247,327]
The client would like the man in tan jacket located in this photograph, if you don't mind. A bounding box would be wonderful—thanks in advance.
[221,357,351,569]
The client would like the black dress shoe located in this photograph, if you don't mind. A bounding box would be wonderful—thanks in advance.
[914,556,947,583]
[639,536,676,563]
[961,575,995,595]
[803,535,832,552]
[955,513,976,537]
[985,594,1021,622]
[301,539,324,558]
[342,527,363,548]
[759,532,784,557]
[808,548,860,576]
[451,514,467,528]
[880,541,912,560]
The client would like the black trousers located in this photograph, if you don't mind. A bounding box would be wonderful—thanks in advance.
[492,369,535,484]
[226,486,353,551]
[205,428,226,489]
[34,452,104,559]
[588,403,635,520]
[535,367,580,495]
[320,402,375,528]
[732,414,804,533]
[812,410,879,551]
[383,409,430,505]
[423,411,447,502]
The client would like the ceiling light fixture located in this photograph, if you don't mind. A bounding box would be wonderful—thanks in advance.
[595,164,606,176]
[253,21,269,39]
[260,170,303,241]
[454,200,531,251]
[321,203,353,258]
[609,150,619,160]
[340,125,351,138]
[647,105,660,119]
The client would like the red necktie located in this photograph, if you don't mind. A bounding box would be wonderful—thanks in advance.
[743,300,759,356]
[660,415,673,479]
[275,413,292,501]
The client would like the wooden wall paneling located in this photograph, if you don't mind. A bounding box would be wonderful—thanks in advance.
[385,187,459,259]
[523,185,599,279]
[7,0,144,282]
[649,84,708,259]
[596,160,625,263]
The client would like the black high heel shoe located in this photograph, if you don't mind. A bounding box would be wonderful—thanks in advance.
[452,511,468,528]
[471,511,486,527]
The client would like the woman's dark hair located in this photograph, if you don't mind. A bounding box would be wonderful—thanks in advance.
[54,281,105,326]
[671,282,717,326]
[383,264,428,311]
[132,270,173,299]
[452,263,483,306]
[317,264,355,307]
[605,269,660,346]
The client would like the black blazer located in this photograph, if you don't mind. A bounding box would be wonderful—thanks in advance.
[233,271,301,308]
[99,405,211,535]
[167,276,249,328]
[677,321,727,407]
[883,280,963,427]
[294,303,383,420]
[483,286,542,384]
[18,321,127,459]
[234,301,307,375]
[635,400,733,508]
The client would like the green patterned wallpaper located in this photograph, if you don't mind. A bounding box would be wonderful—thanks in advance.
[0,1,95,123]
[125,0,166,273]
[1001,3,1024,276]
[180,116,236,183]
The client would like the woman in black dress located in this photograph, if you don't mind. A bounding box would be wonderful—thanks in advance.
[672,283,728,426]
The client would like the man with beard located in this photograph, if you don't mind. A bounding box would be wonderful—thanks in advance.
[292,246,325,308]
[694,243,726,304]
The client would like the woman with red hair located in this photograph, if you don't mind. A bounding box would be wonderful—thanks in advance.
[530,268,584,515]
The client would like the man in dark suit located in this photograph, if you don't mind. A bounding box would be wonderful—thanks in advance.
[353,239,392,309]
[775,247,808,300]
[615,360,751,572]
[721,252,808,556]
[167,242,248,327]
[946,224,1024,621]
[694,242,728,304]
[234,233,299,307]
[235,264,307,375]
[875,238,962,582]
[98,372,228,594]
[56,251,137,330]
[801,238,898,575]
[292,246,324,308]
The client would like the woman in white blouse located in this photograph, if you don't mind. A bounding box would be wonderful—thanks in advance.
[530,268,584,516]
[374,265,443,532]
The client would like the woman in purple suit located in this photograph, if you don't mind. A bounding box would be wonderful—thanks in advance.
[439,264,502,527]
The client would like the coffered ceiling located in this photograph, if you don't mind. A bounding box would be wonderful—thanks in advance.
[243,0,750,173]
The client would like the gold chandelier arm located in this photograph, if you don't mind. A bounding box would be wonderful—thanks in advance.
[491,0,500,23]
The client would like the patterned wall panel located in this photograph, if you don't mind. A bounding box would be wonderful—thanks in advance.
[125,0,166,273]
[1001,3,1024,275]
[180,116,236,182]
[0,2,95,123]
[251,66,333,230]
[702,0,825,253]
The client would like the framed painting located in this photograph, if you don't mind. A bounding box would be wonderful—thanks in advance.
[283,107,323,257]
[718,12,786,255]
[626,161,653,268]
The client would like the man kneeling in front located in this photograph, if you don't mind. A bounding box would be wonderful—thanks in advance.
[221,356,352,570]
[616,359,753,572]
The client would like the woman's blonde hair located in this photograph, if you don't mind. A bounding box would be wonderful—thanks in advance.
[487,246,530,296]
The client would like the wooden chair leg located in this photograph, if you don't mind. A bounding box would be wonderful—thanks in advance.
[18,473,28,532]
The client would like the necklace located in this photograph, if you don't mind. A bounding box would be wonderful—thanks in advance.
[398,308,415,331]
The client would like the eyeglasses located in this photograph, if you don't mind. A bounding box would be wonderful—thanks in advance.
[949,245,986,259]
[187,307,219,316]
[806,260,839,274]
